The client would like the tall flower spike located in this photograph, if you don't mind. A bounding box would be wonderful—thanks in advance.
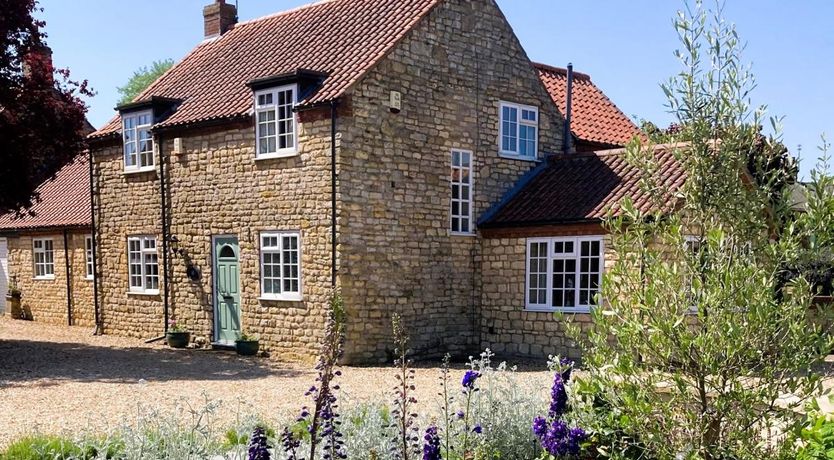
[548,373,568,418]
[248,427,271,460]
[422,425,442,460]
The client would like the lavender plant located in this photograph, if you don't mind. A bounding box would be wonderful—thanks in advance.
[389,313,420,460]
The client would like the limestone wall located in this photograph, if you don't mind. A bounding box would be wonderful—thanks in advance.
[6,230,94,326]
[338,0,565,362]
[93,116,336,361]
[479,233,615,360]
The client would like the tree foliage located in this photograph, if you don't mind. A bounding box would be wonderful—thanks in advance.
[116,59,173,104]
[0,0,92,214]
[573,1,834,459]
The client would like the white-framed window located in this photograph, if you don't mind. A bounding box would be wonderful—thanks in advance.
[255,85,298,159]
[128,236,159,294]
[450,149,474,234]
[260,231,301,301]
[122,110,154,172]
[525,236,604,312]
[499,101,538,159]
[85,235,94,280]
[33,238,55,279]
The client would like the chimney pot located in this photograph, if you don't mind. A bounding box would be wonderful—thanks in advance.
[203,0,237,38]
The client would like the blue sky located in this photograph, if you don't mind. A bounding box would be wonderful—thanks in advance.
[39,1,832,177]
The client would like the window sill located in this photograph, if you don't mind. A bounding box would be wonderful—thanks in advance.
[85,276,94,281]
[34,276,55,281]
[255,150,298,161]
[123,167,156,176]
[524,306,592,314]
[499,152,538,162]
[259,294,302,302]
[450,231,477,238]
[128,290,160,296]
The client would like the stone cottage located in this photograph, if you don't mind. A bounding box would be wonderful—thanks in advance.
[85,0,646,363]
[0,154,96,326]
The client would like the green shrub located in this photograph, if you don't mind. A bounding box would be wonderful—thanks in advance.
[795,411,834,460]
[0,435,121,460]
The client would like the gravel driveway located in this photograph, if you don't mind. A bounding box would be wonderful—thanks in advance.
[0,318,551,447]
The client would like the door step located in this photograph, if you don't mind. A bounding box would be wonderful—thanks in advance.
[210,342,236,351]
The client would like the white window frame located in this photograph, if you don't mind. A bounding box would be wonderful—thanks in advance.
[525,236,604,313]
[33,237,55,280]
[85,235,94,280]
[259,231,302,301]
[499,101,539,160]
[450,149,475,235]
[122,110,155,173]
[254,84,298,159]
[127,236,159,295]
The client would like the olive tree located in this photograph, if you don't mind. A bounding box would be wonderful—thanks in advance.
[573,1,833,459]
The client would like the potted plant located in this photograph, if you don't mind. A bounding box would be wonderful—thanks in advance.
[235,333,260,356]
[5,276,22,319]
[166,319,190,348]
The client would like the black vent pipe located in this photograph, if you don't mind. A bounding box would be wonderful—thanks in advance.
[563,63,574,154]
[87,148,102,335]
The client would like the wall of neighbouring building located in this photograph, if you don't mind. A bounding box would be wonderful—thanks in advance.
[337,0,566,363]
[4,230,95,327]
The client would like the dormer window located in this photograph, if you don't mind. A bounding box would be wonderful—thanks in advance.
[255,84,297,159]
[122,110,154,172]
[499,101,538,160]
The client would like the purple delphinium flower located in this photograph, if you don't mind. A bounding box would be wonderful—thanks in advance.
[473,424,482,434]
[248,427,271,460]
[548,373,568,418]
[422,425,441,460]
[281,427,301,460]
[532,416,548,438]
[566,427,588,455]
[461,370,480,391]
[456,410,465,419]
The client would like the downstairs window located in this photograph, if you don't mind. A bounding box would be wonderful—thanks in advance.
[526,236,603,312]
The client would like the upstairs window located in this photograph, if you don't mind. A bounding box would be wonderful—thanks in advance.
[33,238,55,279]
[526,236,603,312]
[123,111,154,172]
[260,232,301,301]
[128,236,159,294]
[255,85,297,159]
[85,235,94,280]
[450,149,474,234]
[499,101,538,159]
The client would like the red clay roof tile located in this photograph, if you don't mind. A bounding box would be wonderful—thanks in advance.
[535,63,641,148]
[0,154,91,231]
[91,0,440,137]
[479,145,686,228]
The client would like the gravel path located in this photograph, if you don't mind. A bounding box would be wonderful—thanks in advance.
[0,318,551,447]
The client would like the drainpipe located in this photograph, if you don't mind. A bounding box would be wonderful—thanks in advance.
[562,63,574,154]
[159,134,170,334]
[87,149,102,334]
[330,100,338,288]
[63,229,72,326]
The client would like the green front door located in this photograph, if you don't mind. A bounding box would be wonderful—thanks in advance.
[214,236,241,344]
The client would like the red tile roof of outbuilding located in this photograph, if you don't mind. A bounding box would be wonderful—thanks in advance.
[479,144,687,228]
[0,155,91,231]
[91,0,440,137]
[535,63,641,149]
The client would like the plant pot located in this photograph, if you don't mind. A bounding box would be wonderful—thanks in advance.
[235,340,260,356]
[6,293,22,319]
[166,331,190,348]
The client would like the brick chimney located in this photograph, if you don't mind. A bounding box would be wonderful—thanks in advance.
[203,0,237,38]
[22,43,54,85]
